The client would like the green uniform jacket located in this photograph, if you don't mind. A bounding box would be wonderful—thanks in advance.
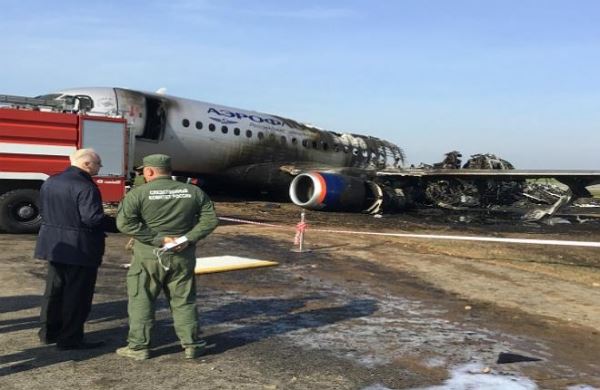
[116,176,218,258]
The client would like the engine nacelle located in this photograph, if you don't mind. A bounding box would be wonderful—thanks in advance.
[289,172,375,211]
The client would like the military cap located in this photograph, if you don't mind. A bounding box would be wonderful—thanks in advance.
[137,154,172,169]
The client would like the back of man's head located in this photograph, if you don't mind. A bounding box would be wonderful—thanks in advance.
[70,149,98,166]
[70,149,102,175]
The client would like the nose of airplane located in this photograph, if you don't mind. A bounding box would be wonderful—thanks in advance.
[54,87,118,116]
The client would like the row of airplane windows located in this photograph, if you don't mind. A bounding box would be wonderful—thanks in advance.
[181,118,378,158]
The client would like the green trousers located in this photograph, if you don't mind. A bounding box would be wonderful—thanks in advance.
[125,251,201,350]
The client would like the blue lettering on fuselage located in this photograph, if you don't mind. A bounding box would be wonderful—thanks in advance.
[209,116,238,125]
[207,107,306,129]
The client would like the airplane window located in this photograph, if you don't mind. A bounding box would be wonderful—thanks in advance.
[182,119,190,128]
[195,121,203,130]
[292,138,297,145]
[352,148,359,156]
[312,140,318,149]
[362,150,368,157]
[209,123,216,132]
[322,142,329,151]
[333,144,340,152]
[221,126,228,134]
[280,136,286,144]
[302,139,309,148]
[246,130,252,138]
[234,128,240,136]
[258,132,264,139]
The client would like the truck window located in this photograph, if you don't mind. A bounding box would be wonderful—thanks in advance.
[81,119,126,176]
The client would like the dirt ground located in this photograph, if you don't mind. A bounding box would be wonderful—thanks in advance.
[1,200,599,389]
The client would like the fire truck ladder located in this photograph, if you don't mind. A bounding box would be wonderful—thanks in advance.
[0,94,93,113]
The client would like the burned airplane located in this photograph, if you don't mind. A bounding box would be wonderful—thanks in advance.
[21,88,600,220]
[404,151,600,222]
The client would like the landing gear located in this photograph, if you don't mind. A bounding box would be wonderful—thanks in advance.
[0,189,42,233]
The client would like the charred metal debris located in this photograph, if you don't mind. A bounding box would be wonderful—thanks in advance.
[375,151,599,223]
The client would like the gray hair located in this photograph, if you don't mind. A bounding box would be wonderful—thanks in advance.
[70,148,99,165]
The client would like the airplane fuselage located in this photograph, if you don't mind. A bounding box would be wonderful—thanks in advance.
[46,87,599,214]
[52,87,405,189]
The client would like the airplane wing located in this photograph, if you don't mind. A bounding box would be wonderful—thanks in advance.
[286,165,600,215]
[376,168,600,197]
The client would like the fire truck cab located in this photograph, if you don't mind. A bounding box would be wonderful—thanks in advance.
[0,94,129,233]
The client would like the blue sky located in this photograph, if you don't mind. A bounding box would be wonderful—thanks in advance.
[2,0,599,169]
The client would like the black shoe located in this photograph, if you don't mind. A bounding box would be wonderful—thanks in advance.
[56,340,105,350]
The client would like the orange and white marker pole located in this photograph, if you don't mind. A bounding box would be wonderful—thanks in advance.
[292,211,310,252]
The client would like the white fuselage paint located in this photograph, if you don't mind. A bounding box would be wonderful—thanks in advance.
[53,87,404,177]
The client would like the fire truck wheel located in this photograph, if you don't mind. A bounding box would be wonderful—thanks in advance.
[0,189,42,233]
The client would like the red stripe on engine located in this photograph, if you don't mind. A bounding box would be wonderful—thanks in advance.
[315,173,327,205]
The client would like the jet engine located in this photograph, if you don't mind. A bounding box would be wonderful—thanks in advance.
[289,170,415,214]
[289,172,374,211]
[289,172,410,213]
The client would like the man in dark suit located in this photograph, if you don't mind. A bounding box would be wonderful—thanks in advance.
[35,148,106,350]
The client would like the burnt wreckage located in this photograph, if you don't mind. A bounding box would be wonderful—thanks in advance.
[4,88,597,225]
[365,151,600,222]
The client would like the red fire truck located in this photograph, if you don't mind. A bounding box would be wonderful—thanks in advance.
[0,95,129,233]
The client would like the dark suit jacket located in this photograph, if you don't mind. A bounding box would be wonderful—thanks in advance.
[34,166,105,267]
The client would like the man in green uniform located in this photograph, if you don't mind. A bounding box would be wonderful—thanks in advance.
[115,154,218,360]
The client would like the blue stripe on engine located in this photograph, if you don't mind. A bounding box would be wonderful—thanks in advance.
[320,173,346,207]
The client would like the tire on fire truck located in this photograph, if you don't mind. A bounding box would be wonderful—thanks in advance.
[0,189,42,233]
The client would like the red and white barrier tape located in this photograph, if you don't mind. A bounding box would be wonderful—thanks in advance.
[218,216,600,248]
[309,228,600,248]
[218,216,287,229]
